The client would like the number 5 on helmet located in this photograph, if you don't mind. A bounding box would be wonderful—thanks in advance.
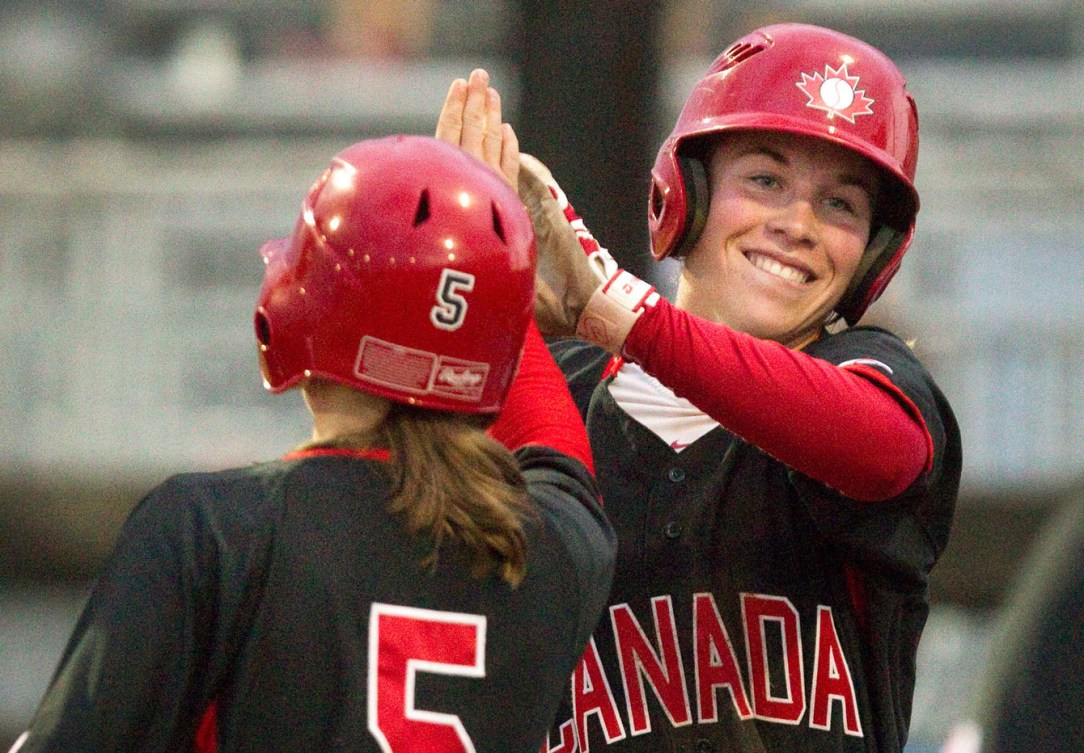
[255,135,537,414]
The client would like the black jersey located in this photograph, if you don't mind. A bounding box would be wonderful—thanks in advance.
[16,446,615,753]
[547,326,961,753]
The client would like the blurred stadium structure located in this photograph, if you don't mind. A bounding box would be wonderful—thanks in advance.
[1,1,1083,751]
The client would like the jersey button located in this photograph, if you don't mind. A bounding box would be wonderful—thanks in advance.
[663,520,683,539]
[667,466,686,483]
[695,740,717,753]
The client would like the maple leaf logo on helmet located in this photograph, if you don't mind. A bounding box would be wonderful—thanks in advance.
[796,63,875,123]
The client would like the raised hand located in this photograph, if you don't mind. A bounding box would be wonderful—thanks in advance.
[435,68,519,188]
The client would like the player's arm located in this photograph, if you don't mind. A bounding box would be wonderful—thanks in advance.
[489,324,615,645]
[517,156,930,502]
[14,487,218,753]
[488,320,596,476]
[624,302,932,501]
[491,322,615,647]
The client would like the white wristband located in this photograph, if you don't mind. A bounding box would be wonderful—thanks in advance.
[576,271,658,354]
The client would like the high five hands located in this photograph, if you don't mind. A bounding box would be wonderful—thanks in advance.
[435,69,519,189]
[436,69,643,347]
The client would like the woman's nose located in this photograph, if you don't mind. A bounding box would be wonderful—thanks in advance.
[766,198,818,245]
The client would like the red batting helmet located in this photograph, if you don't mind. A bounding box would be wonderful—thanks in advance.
[255,135,536,413]
[649,23,920,324]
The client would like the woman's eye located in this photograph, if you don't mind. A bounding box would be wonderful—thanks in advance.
[749,174,778,188]
[823,194,875,227]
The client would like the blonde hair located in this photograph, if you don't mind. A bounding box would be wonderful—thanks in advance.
[306,404,532,586]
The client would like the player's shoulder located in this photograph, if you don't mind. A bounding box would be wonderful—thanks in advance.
[546,336,611,415]
[816,325,961,471]
[134,461,288,530]
[153,461,284,502]
[101,462,289,573]
[806,325,923,372]
[516,445,602,516]
[547,336,610,377]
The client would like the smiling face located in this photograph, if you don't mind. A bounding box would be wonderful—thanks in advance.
[674,130,879,350]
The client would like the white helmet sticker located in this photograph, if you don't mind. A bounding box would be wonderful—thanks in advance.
[796,64,875,123]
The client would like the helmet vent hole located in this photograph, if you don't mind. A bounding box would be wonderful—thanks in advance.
[255,311,272,346]
[650,181,663,220]
[491,201,507,244]
[712,41,766,74]
[413,189,431,226]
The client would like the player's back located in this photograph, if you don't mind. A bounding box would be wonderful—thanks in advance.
[205,449,613,752]
[14,448,613,753]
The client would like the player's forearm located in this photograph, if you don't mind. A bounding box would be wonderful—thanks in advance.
[623,299,930,501]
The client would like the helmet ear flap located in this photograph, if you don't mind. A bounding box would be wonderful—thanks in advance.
[836,225,910,325]
[672,153,710,258]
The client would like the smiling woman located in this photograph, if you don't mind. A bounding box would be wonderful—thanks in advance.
[677,131,879,348]
[437,22,961,753]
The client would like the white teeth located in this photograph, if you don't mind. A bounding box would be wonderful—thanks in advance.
[749,253,809,283]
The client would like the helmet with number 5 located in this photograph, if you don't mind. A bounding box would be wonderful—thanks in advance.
[649,23,920,325]
[255,135,536,413]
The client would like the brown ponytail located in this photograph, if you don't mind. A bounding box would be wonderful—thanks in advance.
[375,404,533,587]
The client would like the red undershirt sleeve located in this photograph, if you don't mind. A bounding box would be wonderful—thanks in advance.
[621,298,930,502]
[488,321,596,475]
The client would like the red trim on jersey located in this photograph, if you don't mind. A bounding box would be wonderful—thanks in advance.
[282,447,392,462]
[602,356,625,380]
[194,702,217,753]
[621,299,929,501]
[843,565,870,634]
[488,322,595,474]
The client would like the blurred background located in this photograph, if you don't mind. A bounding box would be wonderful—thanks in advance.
[2,1,1083,750]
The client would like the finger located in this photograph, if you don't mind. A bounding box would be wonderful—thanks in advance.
[459,69,490,158]
[499,122,519,189]
[481,86,504,171]
[435,78,467,144]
